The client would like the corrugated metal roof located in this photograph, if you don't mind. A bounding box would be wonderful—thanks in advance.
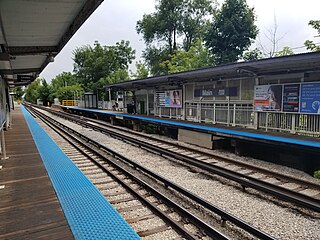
[106,51,320,90]
[0,0,104,87]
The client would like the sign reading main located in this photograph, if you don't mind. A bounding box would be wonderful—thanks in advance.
[194,87,237,97]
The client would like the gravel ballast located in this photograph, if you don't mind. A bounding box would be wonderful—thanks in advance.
[37,109,320,240]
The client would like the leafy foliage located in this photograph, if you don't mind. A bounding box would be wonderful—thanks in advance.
[314,169,320,179]
[137,0,184,53]
[55,84,84,101]
[143,46,172,75]
[205,0,258,65]
[180,0,215,51]
[242,48,263,61]
[137,0,215,75]
[73,41,135,91]
[131,61,149,79]
[160,39,212,73]
[38,79,51,106]
[304,20,320,52]
[275,46,294,57]
[25,79,41,103]
[14,87,24,101]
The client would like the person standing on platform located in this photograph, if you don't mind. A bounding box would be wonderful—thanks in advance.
[132,95,137,114]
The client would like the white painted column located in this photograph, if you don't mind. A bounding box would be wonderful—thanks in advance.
[1,127,8,160]
[146,90,149,115]
[182,84,186,120]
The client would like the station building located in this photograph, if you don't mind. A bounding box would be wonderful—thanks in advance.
[106,52,320,138]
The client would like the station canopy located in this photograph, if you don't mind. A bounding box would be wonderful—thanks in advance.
[0,0,104,88]
[107,51,320,91]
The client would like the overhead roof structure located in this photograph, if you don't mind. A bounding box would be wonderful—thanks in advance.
[106,51,320,90]
[0,0,104,88]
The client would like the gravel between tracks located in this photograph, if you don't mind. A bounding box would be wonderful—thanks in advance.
[39,110,320,240]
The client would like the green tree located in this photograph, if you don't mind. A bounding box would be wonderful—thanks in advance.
[275,46,294,57]
[304,20,320,52]
[143,46,171,75]
[137,0,214,75]
[25,78,41,103]
[242,48,263,61]
[137,0,184,53]
[73,41,135,91]
[180,0,215,51]
[14,87,24,101]
[55,84,84,101]
[49,72,79,102]
[97,69,130,100]
[38,79,52,106]
[51,72,78,89]
[131,61,149,79]
[160,38,212,73]
[205,0,258,65]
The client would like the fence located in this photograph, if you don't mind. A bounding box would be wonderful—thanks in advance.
[258,112,320,137]
[185,101,254,127]
[184,101,320,137]
[154,106,183,119]
[72,99,320,137]
[61,100,77,106]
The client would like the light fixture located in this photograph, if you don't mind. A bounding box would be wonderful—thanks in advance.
[48,54,54,62]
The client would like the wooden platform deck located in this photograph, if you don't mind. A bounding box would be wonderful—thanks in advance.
[0,105,74,239]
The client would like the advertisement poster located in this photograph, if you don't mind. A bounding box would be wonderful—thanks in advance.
[283,84,300,112]
[165,90,182,108]
[155,91,166,106]
[254,85,283,111]
[300,83,320,114]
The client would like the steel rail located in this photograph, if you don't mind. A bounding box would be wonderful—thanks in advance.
[27,105,231,240]
[28,104,277,240]
[30,104,320,212]
[35,104,320,191]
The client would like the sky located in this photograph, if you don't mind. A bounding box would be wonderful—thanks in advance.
[40,0,320,82]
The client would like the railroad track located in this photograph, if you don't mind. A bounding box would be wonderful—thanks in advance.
[29,104,320,213]
[26,105,277,240]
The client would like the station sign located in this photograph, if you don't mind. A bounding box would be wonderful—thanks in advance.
[194,87,237,97]
[17,75,33,82]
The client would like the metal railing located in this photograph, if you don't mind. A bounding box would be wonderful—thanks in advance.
[154,106,183,119]
[62,100,77,106]
[185,101,320,136]
[258,112,320,136]
[186,102,254,127]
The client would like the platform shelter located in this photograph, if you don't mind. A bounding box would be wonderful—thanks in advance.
[106,52,320,137]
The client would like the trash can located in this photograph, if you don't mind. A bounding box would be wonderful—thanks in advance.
[127,104,134,114]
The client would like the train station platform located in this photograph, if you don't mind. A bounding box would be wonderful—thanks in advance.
[0,105,140,240]
[61,106,320,149]
[60,106,320,174]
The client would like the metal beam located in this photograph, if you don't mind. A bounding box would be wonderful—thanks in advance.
[57,0,104,52]
[8,46,58,55]
[11,81,32,86]
[0,68,39,74]
[0,53,9,61]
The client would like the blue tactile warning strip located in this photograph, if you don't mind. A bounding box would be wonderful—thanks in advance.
[63,106,320,149]
[21,105,141,240]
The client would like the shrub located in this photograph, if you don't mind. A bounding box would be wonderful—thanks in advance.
[314,170,320,179]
